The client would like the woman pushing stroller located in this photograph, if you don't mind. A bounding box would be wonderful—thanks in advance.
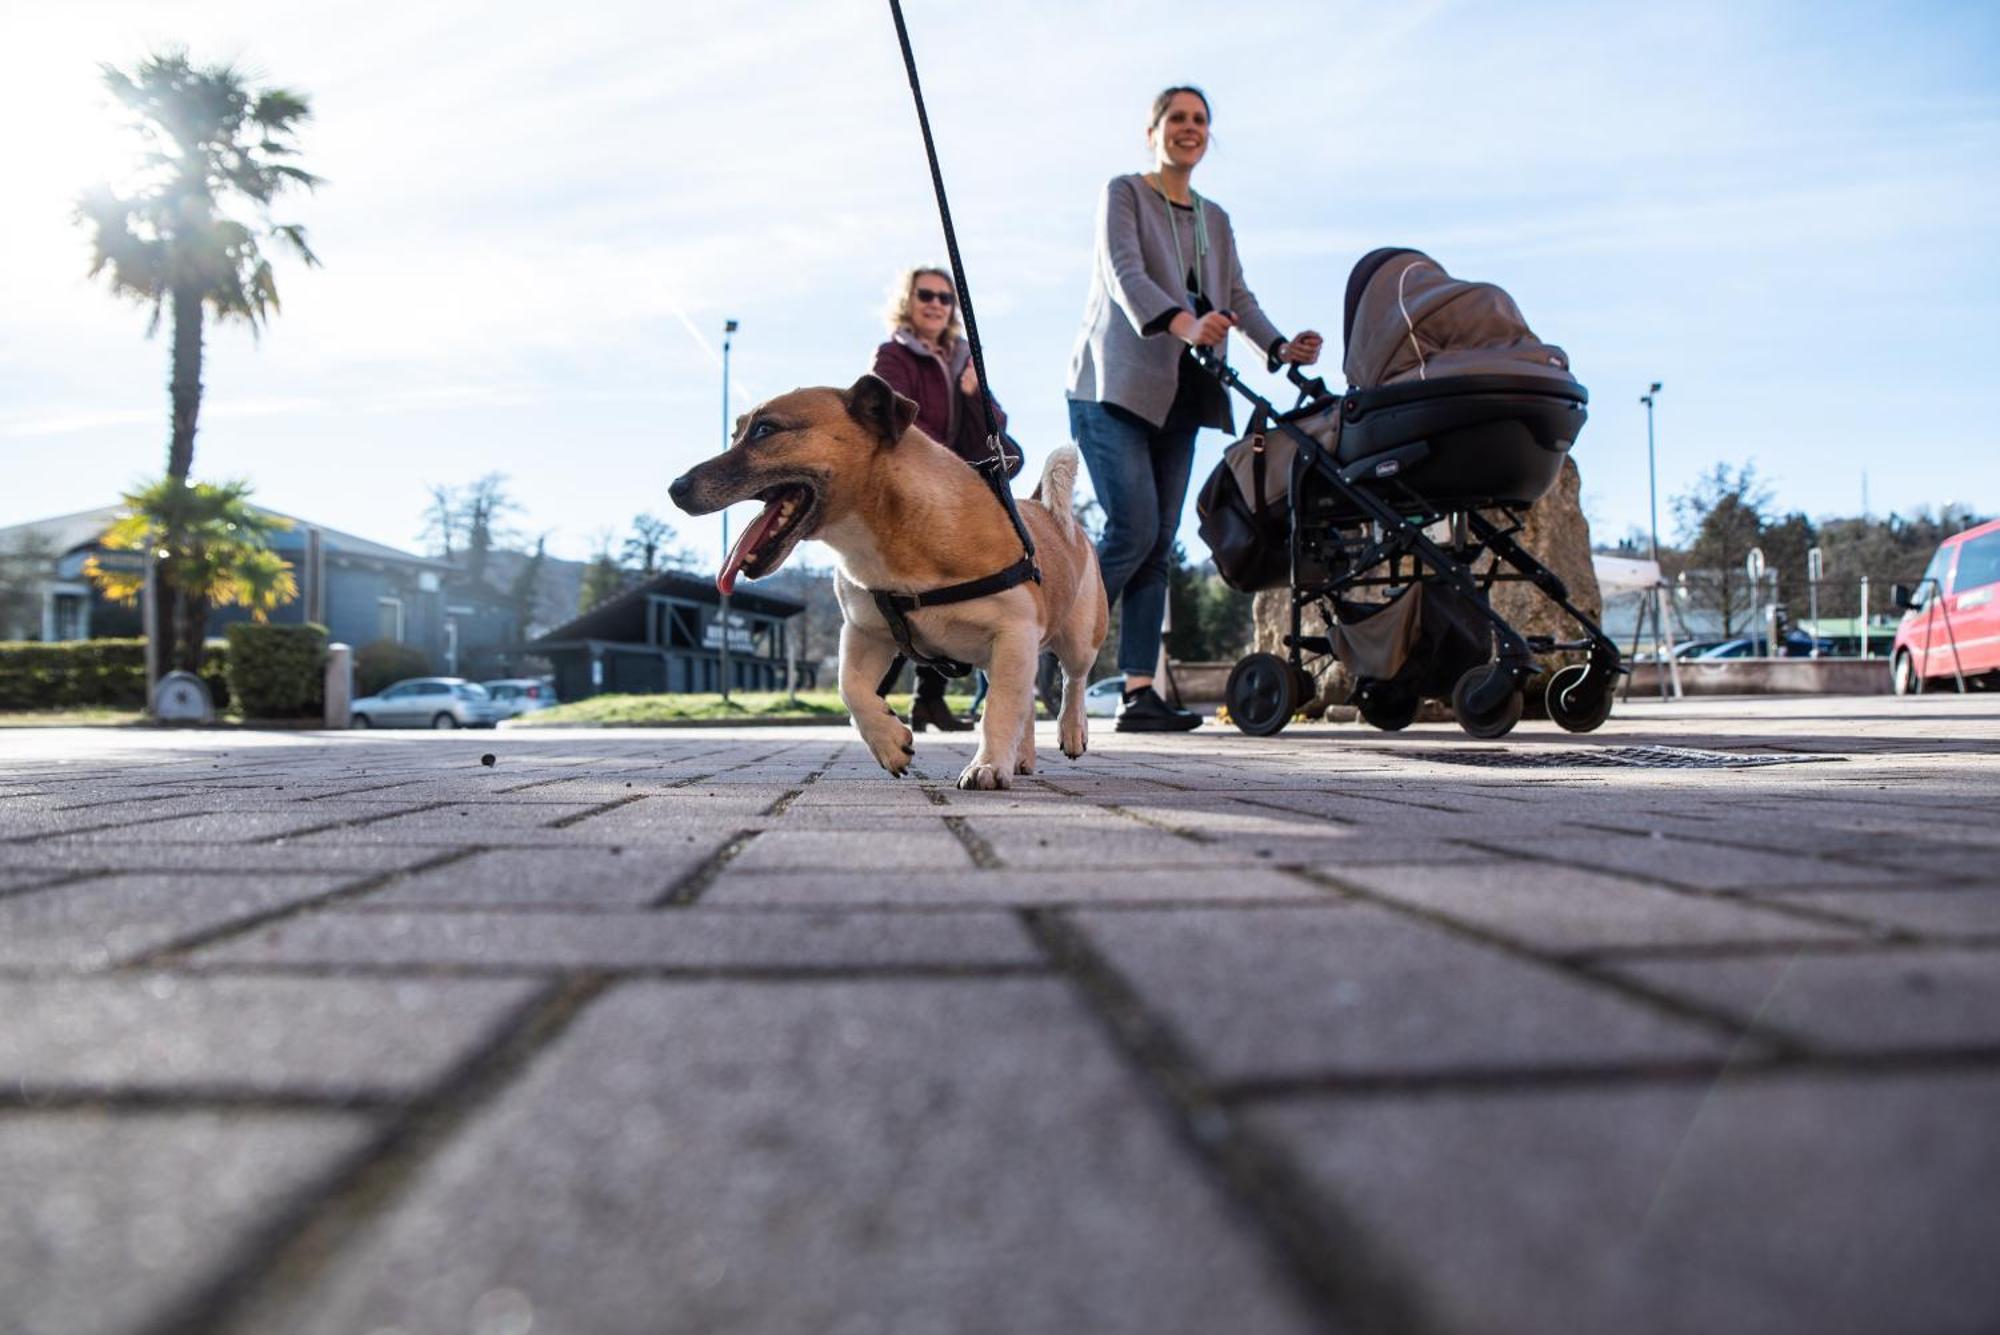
[1068,85,1323,731]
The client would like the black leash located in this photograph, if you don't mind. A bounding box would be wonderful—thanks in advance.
[886,0,1037,564]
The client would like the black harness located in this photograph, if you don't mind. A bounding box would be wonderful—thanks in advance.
[872,1,1042,696]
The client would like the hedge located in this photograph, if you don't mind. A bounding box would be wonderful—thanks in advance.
[225,623,327,719]
[355,639,432,697]
[0,639,229,711]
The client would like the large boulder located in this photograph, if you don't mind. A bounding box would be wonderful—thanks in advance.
[1251,456,1601,716]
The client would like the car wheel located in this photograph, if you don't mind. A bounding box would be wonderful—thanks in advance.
[432,712,460,730]
[1892,651,1921,697]
[351,713,372,729]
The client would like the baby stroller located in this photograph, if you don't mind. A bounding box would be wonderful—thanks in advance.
[1201,247,1623,739]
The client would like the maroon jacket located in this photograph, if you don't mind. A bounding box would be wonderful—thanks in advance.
[871,330,1013,472]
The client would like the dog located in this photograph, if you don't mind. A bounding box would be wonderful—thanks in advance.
[669,374,1108,790]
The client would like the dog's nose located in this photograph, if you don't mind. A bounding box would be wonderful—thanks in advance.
[667,473,693,511]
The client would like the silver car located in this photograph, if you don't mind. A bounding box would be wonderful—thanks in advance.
[350,677,502,730]
[481,677,558,719]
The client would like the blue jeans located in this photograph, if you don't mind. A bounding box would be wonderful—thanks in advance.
[1068,398,1200,676]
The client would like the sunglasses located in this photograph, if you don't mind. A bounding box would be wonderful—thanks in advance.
[913,287,955,306]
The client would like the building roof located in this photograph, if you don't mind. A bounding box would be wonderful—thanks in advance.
[0,504,442,568]
[536,570,803,647]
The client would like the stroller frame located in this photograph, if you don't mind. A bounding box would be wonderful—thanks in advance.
[1205,353,1625,738]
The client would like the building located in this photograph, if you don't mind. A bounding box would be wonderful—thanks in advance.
[534,571,809,699]
[0,505,520,676]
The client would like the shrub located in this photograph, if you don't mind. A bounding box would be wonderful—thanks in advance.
[0,638,229,711]
[355,639,432,697]
[225,623,326,718]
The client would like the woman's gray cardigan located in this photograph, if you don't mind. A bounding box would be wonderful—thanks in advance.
[1067,172,1287,430]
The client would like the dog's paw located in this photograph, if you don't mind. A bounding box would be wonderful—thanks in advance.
[1014,757,1035,775]
[957,760,1012,791]
[1060,718,1087,760]
[862,720,916,777]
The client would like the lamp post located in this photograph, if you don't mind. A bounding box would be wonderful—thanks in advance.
[1640,382,1662,562]
[719,318,738,703]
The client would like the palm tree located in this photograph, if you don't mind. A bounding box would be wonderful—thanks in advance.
[74,48,321,670]
[85,479,298,670]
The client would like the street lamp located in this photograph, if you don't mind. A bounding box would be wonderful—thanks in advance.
[1640,382,1663,562]
[719,318,738,703]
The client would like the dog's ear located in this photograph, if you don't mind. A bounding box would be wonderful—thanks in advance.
[843,374,918,447]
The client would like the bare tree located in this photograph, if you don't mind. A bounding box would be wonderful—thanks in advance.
[621,513,678,576]
[419,483,459,560]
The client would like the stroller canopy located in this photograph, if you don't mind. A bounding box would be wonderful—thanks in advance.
[1342,248,1577,391]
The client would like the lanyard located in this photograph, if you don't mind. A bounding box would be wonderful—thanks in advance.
[1155,176,1210,306]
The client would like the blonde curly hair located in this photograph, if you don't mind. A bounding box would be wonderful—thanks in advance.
[883,266,964,343]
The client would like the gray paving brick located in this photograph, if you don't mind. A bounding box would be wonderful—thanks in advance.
[703,866,1333,907]
[1762,887,2000,936]
[1476,832,1895,890]
[966,822,1253,868]
[0,843,451,875]
[189,908,1042,971]
[0,873,352,969]
[1077,905,1732,1080]
[1251,1074,2000,1335]
[1331,860,1860,952]
[1605,949,2000,1051]
[729,828,973,871]
[7,810,373,845]
[0,1112,369,1335]
[366,843,731,907]
[0,975,537,1097]
[245,981,1317,1335]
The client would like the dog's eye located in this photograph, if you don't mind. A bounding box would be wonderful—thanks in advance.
[746,419,778,443]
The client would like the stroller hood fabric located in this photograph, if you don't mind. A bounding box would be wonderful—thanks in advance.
[1342,248,1577,390]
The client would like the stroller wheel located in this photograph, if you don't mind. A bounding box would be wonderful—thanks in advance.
[1354,679,1420,731]
[1451,665,1523,740]
[1545,663,1615,733]
[1226,653,1301,737]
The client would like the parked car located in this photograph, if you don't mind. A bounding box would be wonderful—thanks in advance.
[1669,639,1728,659]
[1083,676,1125,718]
[350,677,501,729]
[1892,517,2000,693]
[1692,632,1830,660]
[482,677,558,719]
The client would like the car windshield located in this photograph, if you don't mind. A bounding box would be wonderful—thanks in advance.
[454,684,490,700]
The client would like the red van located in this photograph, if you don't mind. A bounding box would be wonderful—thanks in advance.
[1892,517,2000,693]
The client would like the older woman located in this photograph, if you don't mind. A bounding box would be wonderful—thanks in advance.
[870,266,1019,731]
[1068,86,1322,731]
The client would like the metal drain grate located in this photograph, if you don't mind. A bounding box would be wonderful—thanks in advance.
[1403,745,1843,770]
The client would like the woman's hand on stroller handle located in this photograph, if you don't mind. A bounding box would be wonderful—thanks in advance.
[1172,309,1237,347]
[1278,330,1324,365]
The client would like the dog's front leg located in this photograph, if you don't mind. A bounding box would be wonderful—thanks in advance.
[959,628,1037,791]
[839,623,914,777]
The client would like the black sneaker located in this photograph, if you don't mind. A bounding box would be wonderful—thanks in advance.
[1115,686,1202,733]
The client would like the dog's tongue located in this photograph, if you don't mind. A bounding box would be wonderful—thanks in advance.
[717,499,786,596]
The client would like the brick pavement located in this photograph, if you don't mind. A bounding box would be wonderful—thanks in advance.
[1,695,1996,1335]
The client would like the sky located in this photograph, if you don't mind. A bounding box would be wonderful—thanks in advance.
[2,0,1996,573]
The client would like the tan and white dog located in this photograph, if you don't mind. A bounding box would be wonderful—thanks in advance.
[669,374,1108,790]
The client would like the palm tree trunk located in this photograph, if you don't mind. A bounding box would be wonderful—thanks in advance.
[154,286,205,683]
[167,284,204,481]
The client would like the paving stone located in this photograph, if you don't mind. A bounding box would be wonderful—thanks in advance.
[1476,833,1895,890]
[5,810,373,845]
[729,828,974,871]
[703,866,1333,907]
[965,822,1255,868]
[0,843,451,876]
[1330,860,1860,952]
[0,976,537,1097]
[1250,1074,2000,1335]
[1605,949,2000,1051]
[0,873,353,969]
[0,1111,370,1335]
[189,908,1042,971]
[365,843,731,908]
[1077,905,1732,1080]
[1757,887,2000,935]
[244,981,1317,1335]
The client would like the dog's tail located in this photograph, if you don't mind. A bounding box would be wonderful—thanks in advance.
[1031,444,1083,537]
